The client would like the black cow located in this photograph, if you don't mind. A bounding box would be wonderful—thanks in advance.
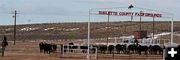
[108,45,114,54]
[115,44,126,54]
[128,44,138,54]
[63,45,68,52]
[51,44,57,52]
[80,46,88,53]
[69,45,78,52]
[39,42,44,53]
[43,43,51,54]
[90,45,97,53]
[149,45,163,55]
[137,45,148,55]
[39,42,57,54]
[98,45,107,54]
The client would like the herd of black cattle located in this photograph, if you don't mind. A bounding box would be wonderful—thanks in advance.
[39,42,57,54]
[39,42,180,55]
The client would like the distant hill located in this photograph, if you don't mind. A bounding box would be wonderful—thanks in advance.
[0,21,180,41]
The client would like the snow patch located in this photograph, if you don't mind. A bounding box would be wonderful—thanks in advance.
[20,27,39,31]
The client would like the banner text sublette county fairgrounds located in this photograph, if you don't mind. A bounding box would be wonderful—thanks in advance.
[98,11,162,18]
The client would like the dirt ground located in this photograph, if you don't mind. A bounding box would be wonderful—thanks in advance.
[0,42,164,60]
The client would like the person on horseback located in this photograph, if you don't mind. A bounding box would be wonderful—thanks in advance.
[134,39,139,46]
[1,35,8,57]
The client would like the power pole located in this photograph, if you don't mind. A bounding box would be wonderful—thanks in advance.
[107,14,110,45]
[153,17,155,39]
[106,13,110,52]
[12,10,19,45]
[139,11,142,31]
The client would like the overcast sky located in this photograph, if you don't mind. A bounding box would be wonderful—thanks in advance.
[0,0,179,25]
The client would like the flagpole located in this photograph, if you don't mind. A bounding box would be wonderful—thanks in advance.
[170,17,174,45]
[87,9,91,59]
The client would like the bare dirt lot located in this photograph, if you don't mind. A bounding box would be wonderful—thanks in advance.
[0,42,164,60]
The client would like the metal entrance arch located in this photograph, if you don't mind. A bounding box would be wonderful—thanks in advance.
[87,6,174,59]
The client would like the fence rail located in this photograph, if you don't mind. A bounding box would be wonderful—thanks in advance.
[58,45,98,59]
